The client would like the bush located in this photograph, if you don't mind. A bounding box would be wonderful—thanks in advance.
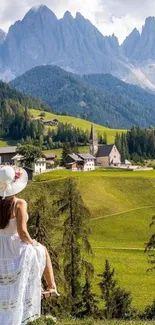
[28,315,56,325]
[142,299,155,320]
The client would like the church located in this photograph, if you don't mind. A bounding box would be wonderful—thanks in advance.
[89,124,121,167]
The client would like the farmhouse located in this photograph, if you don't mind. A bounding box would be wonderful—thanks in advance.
[89,124,121,167]
[12,154,47,174]
[0,146,17,164]
[66,153,96,171]
[42,119,59,126]
[43,153,57,165]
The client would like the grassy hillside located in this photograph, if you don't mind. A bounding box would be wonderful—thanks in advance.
[30,109,126,144]
[24,169,155,310]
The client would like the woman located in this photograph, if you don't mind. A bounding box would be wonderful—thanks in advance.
[0,165,59,325]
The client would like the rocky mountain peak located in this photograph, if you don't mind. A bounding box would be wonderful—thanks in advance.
[23,5,57,23]
[0,29,6,43]
[144,16,155,29]
[121,27,140,58]
[63,11,73,20]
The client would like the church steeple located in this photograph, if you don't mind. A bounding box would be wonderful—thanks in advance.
[89,124,98,155]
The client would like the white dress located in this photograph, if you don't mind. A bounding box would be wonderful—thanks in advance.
[0,199,46,325]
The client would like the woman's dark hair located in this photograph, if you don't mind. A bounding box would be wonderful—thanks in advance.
[0,196,15,229]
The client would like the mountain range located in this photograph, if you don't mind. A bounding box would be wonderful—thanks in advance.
[10,65,155,128]
[1,5,155,91]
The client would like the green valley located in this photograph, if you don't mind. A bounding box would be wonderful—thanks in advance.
[22,169,155,311]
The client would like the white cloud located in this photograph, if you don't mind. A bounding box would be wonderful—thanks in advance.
[0,0,155,43]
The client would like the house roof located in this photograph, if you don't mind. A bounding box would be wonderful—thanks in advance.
[43,154,57,159]
[0,146,17,154]
[68,154,83,162]
[78,153,96,160]
[96,144,114,157]
[11,154,24,160]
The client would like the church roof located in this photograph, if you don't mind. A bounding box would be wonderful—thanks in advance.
[97,144,114,157]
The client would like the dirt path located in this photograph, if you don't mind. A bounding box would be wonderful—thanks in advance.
[91,205,155,221]
[92,247,145,251]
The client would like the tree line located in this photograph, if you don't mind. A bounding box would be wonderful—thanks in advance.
[115,127,155,163]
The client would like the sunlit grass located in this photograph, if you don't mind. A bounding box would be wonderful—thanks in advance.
[30,108,126,144]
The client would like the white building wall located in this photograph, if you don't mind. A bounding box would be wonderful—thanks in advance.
[109,145,121,165]
[83,159,95,171]
[33,159,46,174]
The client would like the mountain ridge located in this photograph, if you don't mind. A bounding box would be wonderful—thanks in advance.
[9,64,155,128]
[1,7,155,90]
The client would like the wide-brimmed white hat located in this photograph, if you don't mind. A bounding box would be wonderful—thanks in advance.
[0,166,28,199]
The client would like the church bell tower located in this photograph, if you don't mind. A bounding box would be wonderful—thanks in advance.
[89,124,98,156]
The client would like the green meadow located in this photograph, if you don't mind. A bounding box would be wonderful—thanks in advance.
[30,109,126,144]
[32,169,155,310]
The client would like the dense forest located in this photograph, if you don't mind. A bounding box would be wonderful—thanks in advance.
[0,81,50,111]
[10,65,155,128]
[115,127,155,162]
[0,94,93,149]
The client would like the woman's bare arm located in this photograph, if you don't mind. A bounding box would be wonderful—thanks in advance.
[16,199,34,245]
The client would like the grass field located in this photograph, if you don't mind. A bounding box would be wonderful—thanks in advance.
[29,318,155,325]
[32,169,155,310]
[30,109,126,144]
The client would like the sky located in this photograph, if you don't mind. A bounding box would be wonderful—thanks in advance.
[0,0,155,44]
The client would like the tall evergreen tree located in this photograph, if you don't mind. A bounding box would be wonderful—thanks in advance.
[61,142,72,165]
[98,260,117,318]
[54,178,93,316]
[98,260,132,319]
[115,132,121,153]
[81,271,98,317]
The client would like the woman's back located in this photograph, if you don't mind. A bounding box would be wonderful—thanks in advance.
[0,199,18,235]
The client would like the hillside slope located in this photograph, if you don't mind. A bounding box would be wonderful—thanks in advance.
[0,80,50,111]
[23,169,155,310]
[10,65,155,128]
[30,109,126,144]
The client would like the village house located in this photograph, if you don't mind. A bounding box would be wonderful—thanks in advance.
[0,146,17,164]
[89,124,121,167]
[12,154,47,174]
[66,153,96,171]
[31,116,59,126]
[33,158,46,174]
[43,153,57,165]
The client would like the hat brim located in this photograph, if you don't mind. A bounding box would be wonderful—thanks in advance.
[0,167,28,198]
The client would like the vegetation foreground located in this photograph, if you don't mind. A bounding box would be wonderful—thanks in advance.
[20,169,155,313]
[29,316,155,324]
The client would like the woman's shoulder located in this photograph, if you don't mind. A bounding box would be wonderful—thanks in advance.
[15,198,27,208]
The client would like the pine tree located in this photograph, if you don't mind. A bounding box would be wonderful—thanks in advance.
[82,271,98,317]
[28,193,60,317]
[54,178,93,316]
[115,132,121,153]
[103,132,107,145]
[61,142,72,165]
[98,260,132,319]
[98,260,117,319]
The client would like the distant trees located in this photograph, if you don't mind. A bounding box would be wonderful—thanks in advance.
[115,132,129,162]
[17,144,42,167]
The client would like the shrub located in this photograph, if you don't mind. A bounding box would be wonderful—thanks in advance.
[28,315,56,325]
